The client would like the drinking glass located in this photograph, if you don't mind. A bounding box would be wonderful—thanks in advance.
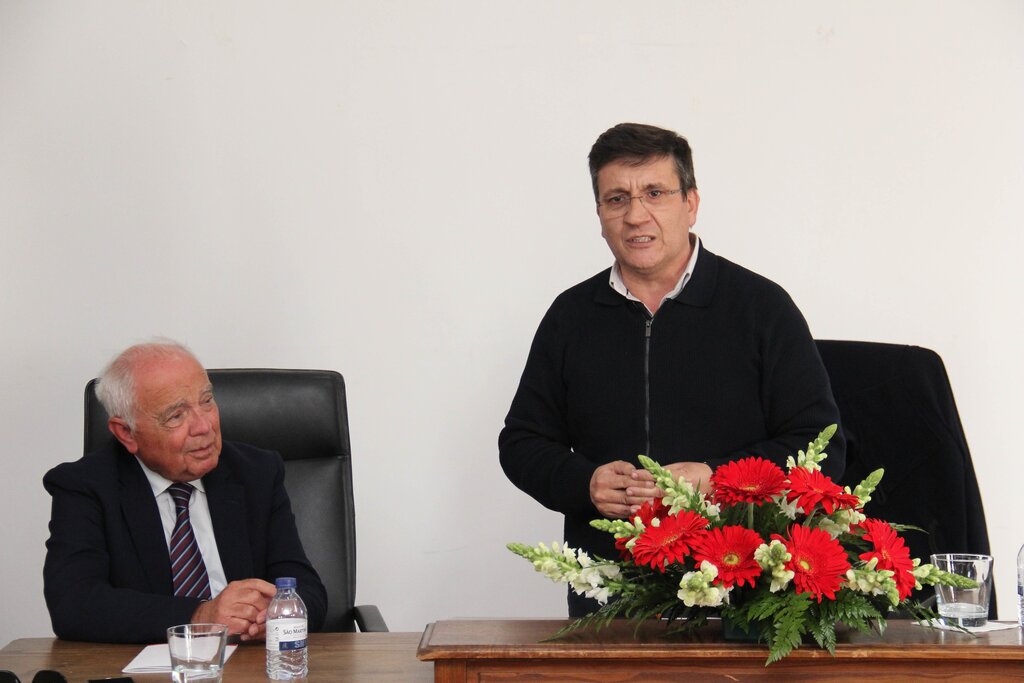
[167,623,228,682]
[930,553,992,628]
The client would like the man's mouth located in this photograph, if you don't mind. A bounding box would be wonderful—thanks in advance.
[628,236,654,243]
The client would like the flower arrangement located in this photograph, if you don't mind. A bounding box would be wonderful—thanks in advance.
[508,425,975,664]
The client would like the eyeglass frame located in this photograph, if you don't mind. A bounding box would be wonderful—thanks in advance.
[596,187,686,216]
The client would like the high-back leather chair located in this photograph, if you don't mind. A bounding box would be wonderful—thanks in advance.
[85,368,386,632]
[815,340,994,615]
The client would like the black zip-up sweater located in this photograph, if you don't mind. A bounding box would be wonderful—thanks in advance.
[500,244,845,569]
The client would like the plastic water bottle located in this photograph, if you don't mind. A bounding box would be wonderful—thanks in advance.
[266,577,308,679]
[1018,544,1024,628]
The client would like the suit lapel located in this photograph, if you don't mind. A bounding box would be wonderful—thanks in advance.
[204,450,253,581]
[118,454,174,594]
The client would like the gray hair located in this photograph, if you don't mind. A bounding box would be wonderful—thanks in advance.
[95,340,201,430]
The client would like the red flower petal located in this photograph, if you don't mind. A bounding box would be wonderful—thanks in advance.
[615,498,669,559]
[785,468,860,515]
[692,525,765,588]
[858,518,916,600]
[711,457,787,506]
[631,510,708,572]
[773,524,851,602]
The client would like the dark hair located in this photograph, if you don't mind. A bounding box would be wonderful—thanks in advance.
[587,123,697,200]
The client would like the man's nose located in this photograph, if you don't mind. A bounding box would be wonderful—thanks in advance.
[188,408,213,435]
[623,195,652,223]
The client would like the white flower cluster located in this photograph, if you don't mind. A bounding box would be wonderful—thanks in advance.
[772,492,801,520]
[852,469,884,509]
[912,561,941,589]
[785,424,837,472]
[846,557,900,605]
[677,561,730,607]
[521,542,621,604]
[636,455,720,519]
[754,539,794,592]
[817,507,867,539]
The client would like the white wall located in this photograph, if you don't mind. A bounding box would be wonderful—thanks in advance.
[1,1,1022,645]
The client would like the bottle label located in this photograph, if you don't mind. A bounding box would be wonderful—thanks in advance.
[266,618,307,652]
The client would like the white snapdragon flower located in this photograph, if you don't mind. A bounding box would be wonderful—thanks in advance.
[852,469,884,509]
[754,540,794,592]
[574,563,621,604]
[912,561,942,589]
[786,450,823,473]
[535,557,563,582]
[677,561,730,607]
[508,541,623,605]
[818,508,866,538]
[785,425,835,472]
[662,484,695,515]
[772,493,801,520]
[846,558,900,606]
[703,501,721,519]
[561,543,578,564]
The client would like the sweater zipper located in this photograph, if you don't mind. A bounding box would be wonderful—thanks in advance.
[644,316,652,457]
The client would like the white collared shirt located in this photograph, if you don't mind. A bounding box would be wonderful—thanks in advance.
[608,234,701,315]
[135,456,228,597]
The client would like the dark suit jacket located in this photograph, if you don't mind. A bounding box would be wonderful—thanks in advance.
[43,440,327,643]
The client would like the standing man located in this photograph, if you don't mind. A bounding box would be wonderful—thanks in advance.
[499,123,844,616]
[43,341,326,642]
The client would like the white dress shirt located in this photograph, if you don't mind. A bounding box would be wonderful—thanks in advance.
[135,456,228,597]
[608,234,701,315]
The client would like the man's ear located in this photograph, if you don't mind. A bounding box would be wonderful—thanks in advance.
[686,188,701,226]
[108,417,139,454]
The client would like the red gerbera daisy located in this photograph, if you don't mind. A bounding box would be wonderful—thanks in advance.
[631,510,708,572]
[692,525,765,588]
[785,468,860,515]
[710,457,787,506]
[858,518,916,600]
[773,524,850,602]
[634,497,668,525]
[615,498,669,558]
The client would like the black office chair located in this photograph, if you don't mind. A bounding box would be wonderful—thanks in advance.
[85,368,387,632]
[816,340,995,616]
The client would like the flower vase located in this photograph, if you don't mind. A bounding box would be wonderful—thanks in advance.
[721,615,766,643]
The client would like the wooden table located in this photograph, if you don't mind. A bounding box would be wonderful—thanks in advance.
[0,632,433,682]
[4,620,1022,682]
[416,618,1024,681]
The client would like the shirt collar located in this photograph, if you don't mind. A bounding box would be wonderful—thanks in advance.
[608,234,701,313]
[134,455,207,497]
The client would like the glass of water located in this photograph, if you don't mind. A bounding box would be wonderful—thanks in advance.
[930,553,993,628]
[167,623,228,682]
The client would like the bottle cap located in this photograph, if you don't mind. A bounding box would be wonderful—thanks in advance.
[275,577,297,589]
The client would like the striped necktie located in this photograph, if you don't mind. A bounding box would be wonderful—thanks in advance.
[167,483,212,600]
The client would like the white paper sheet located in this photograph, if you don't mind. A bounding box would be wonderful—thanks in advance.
[123,643,237,673]
[915,619,1019,633]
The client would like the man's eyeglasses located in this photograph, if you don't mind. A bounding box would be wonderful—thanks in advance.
[598,188,684,217]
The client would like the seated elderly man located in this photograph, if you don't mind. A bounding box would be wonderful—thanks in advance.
[43,341,326,643]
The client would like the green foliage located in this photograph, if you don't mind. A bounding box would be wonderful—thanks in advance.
[819,590,885,634]
[723,588,891,664]
[808,611,837,654]
[762,593,813,664]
